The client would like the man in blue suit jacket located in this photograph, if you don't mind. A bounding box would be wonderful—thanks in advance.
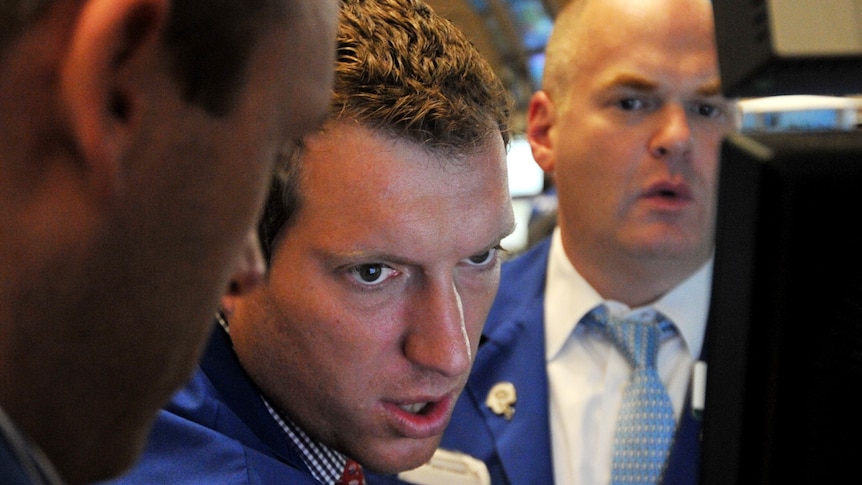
[101,1,515,484]
[441,238,710,485]
[439,0,736,484]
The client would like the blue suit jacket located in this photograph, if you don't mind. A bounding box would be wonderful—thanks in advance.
[0,408,62,485]
[1,429,34,485]
[102,326,320,485]
[439,237,704,485]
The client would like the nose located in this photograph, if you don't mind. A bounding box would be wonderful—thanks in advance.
[649,103,693,160]
[225,229,266,297]
[403,280,472,377]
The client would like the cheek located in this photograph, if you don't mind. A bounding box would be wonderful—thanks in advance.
[693,138,722,189]
[556,155,624,211]
[460,280,499,345]
[557,123,628,181]
[253,275,334,355]
[326,305,403,371]
[694,122,730,158]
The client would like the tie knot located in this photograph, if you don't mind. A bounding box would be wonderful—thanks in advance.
[583,305,669,369]
[336,458,366,485]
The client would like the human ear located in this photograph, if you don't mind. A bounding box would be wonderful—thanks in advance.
[227,230,267,297]
[220,294,238,318]
[59,0,169,197]
[526,90,557,174]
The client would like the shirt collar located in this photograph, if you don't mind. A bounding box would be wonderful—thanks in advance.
[544,228,712,361]
[650,259,712,359]
[262,397,348,485]
[545,229,603,361]
[216,317,349,485]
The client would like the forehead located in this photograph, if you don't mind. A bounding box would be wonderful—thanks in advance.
[300,123,508,203]
[571,0,715,57]
[290,123,512,253]
[572,0,719,86]
[579,0,714,32]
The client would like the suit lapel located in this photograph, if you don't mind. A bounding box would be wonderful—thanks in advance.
[463,240,555,485]
[200,326,310,471]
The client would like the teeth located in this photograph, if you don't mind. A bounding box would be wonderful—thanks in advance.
[399,403,428,414]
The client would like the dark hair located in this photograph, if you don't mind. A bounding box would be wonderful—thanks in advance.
[1,0,287,116]
[258,0,512,264]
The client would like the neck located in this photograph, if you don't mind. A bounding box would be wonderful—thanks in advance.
[563,241,708,308]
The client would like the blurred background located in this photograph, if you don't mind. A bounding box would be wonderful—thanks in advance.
[425,0,563,132]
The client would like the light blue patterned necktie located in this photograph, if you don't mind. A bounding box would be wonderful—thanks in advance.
[584,305,676,485]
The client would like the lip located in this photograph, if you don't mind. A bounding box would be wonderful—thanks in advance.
[639,180,694,210]
[381,393,455,440]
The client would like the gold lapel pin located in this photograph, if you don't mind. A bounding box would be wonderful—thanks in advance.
[486,382,517,421]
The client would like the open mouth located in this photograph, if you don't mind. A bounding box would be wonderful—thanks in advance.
[385,396,453,438]
[398,402,431,415]
[645,182,692,202]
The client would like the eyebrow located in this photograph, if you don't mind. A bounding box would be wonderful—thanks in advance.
[325,219,519,265]
[600,74,726,97]
[601,74,658,92]
[696,80,724,97]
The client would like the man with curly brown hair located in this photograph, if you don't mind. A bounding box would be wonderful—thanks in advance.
[102,0,514,483]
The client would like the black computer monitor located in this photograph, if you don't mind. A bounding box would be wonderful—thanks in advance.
[712,0,862,97]
[700,131,862,484]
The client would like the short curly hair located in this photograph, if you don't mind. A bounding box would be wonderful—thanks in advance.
[334,0,510,153]
[258,0,512,263]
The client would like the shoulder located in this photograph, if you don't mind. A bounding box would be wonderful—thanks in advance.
[103,368,316,485]
[101,370,252,484]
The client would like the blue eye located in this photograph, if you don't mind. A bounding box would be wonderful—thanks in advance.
[616,97,655,111]
[349,264,396,285]
[618,98,643,111]
[466,248,499,266]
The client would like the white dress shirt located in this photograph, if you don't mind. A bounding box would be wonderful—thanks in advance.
[544,228,711,485]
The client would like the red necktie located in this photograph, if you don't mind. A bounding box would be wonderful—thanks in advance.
[336,459,366,485]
